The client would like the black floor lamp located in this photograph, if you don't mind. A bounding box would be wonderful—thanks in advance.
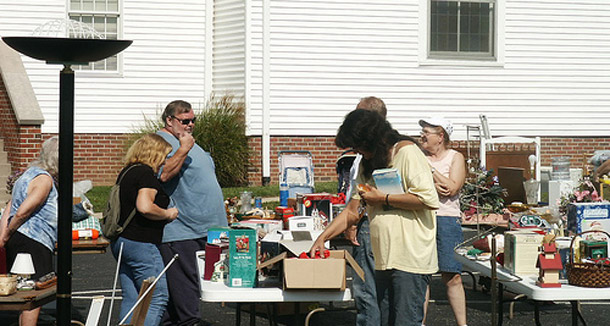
[2,36,131,326]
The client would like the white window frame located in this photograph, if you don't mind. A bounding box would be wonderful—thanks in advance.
[67,0,123,74]
[419,0,504,67]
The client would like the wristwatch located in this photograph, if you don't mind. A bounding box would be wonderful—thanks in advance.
[431,167,436,174]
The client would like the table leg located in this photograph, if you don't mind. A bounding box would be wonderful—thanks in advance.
[571,301,587,326]
[250,303,256,326]
[534,301,541,326]
[497,283,504,326]
[236,303,241,326]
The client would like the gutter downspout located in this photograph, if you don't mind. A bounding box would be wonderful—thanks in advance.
[261,0,271,185]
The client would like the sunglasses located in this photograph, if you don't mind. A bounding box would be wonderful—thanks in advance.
[172,116,196,125]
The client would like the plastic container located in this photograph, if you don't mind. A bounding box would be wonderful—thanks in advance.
[254,197,262,209]
[279,183,289,207]
[240,191,252,213]
[552,156,571,180]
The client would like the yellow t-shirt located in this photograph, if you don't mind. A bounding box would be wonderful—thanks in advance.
[354,143,440,274]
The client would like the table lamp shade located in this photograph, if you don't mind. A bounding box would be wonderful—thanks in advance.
[11,253,35,275]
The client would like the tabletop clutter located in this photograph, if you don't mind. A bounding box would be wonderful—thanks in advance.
[460,200,610,288]
[205,191,363,290]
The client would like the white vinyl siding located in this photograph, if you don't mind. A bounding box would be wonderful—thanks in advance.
[212,0,246,96]
[0,0,207,134]
[1,0,609,139]
[244,0,610,138]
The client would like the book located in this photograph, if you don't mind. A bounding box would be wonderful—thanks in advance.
[372,168,405,194]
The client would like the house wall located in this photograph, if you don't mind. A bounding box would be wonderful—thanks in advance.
[1,0,609,187]
[245,0,610,140]
[0,0,209,135]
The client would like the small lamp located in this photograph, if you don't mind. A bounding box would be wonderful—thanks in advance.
[11,253,36,290]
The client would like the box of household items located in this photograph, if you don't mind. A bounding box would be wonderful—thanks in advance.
[288,216,315,232]
[300,193,335,229]
[204,227,231,281]
[259,231,364,290]
[504,231,544,276]
[227,227,258,288]
[568,202,610,234]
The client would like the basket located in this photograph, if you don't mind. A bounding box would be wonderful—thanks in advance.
[0,274,17,296]
[566,230,610,288]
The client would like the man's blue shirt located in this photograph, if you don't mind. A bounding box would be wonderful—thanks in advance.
[157,131,228,242]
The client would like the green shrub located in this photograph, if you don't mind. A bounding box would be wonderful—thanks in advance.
[194,94,249,187]
[131,94,249,187]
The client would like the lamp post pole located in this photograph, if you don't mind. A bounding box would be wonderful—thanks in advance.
[56,64,75,326]
[1,35,131,325]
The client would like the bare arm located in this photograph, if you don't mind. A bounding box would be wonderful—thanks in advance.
[0,175,53,246]
[310,199,361,256]
[360,186,431,210]
[432,151,466,197]
[158,132,195,182]
[0,200,12,248]
[135,188,179,221]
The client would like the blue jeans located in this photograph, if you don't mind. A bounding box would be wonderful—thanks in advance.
[376,269,430,326]
[352,217,380,326]
[111,237,169,326]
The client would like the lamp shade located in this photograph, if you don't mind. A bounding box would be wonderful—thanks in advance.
[10,253,36,275]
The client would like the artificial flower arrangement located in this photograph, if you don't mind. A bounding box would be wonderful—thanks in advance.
[460,168,508,217]
[558,176,602,221]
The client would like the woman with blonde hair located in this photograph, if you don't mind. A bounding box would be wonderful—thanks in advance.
[110,133,179,326]
[0,136,59,326]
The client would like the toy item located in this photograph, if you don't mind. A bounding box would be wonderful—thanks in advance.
[72,228,99,240]
[536,234,563,288]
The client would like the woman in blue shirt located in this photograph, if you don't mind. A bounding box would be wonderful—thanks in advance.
[0,136,59,326]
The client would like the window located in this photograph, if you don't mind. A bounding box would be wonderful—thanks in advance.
[429,0,495,60]
[69,0,120,71]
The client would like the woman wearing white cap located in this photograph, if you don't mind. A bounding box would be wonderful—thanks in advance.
[419,117,468,326]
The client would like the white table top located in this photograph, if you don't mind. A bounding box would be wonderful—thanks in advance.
[455,253,610,301]
[200,280,352,303]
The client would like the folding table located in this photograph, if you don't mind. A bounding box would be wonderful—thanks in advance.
[455,253,610,326]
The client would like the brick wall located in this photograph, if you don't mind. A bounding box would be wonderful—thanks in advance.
[41,133,130,185]
[246,136,610,186]
[0,77,43,172]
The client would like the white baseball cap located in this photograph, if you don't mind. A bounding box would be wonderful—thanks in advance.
[418,117,454,137]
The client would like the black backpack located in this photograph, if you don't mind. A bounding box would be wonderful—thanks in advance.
[99,164,139,240]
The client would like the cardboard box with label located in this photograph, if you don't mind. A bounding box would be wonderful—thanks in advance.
[228,228,257,288]
[504,231,544,276]
[567,202,610,235]
[259,231,364,290]
[288,216,315,231]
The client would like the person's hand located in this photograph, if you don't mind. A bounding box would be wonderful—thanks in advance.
[178,133,195,151]
[309,237,328,259]
[166,207,179,221]
[435,183,451,197]
[359,185,385,206]
[0,234,9,248]
[344,224,360,246]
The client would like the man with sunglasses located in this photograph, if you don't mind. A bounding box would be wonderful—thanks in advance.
[157,100,228,326]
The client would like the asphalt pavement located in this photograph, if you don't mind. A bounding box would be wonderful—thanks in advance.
[1,243,610,325]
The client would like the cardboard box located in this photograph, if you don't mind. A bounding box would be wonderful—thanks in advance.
[228,228,257,288]
[232,219,283,235]
[504,231,543,276]
[259,234,364,290]
[301,193,335,226]
[207,227,231,245]
[567,202,610,234]
[288,216,315,231]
